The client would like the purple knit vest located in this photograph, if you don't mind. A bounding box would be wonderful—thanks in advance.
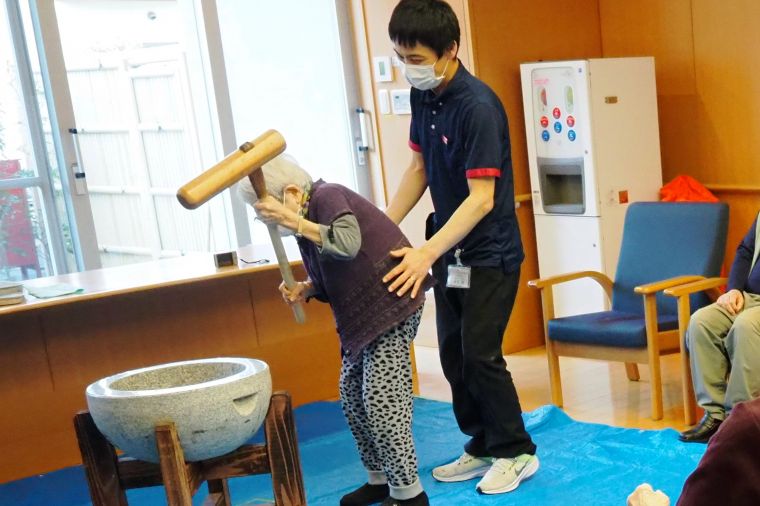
[296,181,432,361]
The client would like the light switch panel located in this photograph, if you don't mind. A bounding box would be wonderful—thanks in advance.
[378,89,391,114]
[391,89,412,115]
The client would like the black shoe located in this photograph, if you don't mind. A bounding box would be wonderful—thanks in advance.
[679,414,723,443]
[340,483,390,506]
[381,491,429,506]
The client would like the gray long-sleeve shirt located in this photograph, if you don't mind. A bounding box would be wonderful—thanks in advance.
[317,214,361,260]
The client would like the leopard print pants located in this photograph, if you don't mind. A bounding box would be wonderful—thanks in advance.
[339,307,423,488]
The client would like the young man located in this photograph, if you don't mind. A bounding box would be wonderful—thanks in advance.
[382,0,538,496]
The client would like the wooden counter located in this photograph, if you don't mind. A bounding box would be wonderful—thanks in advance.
[0,242,341,483]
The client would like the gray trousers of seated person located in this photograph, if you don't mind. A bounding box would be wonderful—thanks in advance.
[687,292,760,420]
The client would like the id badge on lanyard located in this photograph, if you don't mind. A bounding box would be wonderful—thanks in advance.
[446,248,471,289]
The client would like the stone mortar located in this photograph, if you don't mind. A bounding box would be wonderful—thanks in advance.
[86,357,272,463]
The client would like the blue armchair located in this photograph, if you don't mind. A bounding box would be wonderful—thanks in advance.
[528,202,728,421]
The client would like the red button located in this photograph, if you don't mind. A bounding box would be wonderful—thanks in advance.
[553,107,561,119]
[540,116,549,128]
[567,115,575,127]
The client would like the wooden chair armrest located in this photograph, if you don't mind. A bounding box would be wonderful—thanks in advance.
[664,277,728,298]
[634,275,705,295]
[528,270,613,299]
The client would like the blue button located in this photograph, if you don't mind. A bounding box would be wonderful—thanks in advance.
[541,130,550,142]
[554,122,562,133]
[568,130,576,141]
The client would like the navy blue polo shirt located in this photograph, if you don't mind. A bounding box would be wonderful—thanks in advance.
[409,62,524,272]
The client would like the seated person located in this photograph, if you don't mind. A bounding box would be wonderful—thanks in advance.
[627,397,760,505]
[677,397,760,505]
[679,212,760,442]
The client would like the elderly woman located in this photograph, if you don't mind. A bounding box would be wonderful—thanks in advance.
[238,154,432,506]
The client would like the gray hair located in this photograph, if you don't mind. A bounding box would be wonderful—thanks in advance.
[237,153,313,205]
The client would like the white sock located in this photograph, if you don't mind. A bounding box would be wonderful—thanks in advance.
[367,469,388,485]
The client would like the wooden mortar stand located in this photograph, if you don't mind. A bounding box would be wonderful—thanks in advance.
[73,391,306,506]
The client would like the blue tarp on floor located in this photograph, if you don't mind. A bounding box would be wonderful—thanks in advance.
[1,398,706,505]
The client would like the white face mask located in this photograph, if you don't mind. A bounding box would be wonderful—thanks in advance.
[404,57,450,90]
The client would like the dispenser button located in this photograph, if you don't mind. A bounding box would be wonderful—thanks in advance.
[553,122,562,133]
[568,129,577,141]
[540,116,549,128]
[553,107,561,119]
[567,115,575,127]
[541,130,550,142]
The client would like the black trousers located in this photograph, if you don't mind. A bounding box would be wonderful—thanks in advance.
[432,261,536,458]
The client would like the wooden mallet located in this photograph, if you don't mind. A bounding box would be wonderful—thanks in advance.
[176,129,306,324]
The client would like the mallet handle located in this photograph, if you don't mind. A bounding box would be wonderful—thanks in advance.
[248,172,306,325]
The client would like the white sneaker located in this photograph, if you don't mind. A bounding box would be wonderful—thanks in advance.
[432,452,493,482]
[476,454,539,494]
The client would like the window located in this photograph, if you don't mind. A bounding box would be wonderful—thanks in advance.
[0,0,74,280]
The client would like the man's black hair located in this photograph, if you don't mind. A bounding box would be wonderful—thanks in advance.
[388,0,460,57]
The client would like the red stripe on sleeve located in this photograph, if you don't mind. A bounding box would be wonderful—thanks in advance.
[466,168,502,178]
[408,140,422,152]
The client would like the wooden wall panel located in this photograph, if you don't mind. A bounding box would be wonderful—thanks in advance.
[599,0,760,270]
[42,279,258,391]
[599,0,695,95]
[0,314,51,397]
[599,0,699,179]
[690,0,760,186]
[710,191,760,274]
[467,0,603,352]
[249,266,337,346]
[599,0,760,187]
